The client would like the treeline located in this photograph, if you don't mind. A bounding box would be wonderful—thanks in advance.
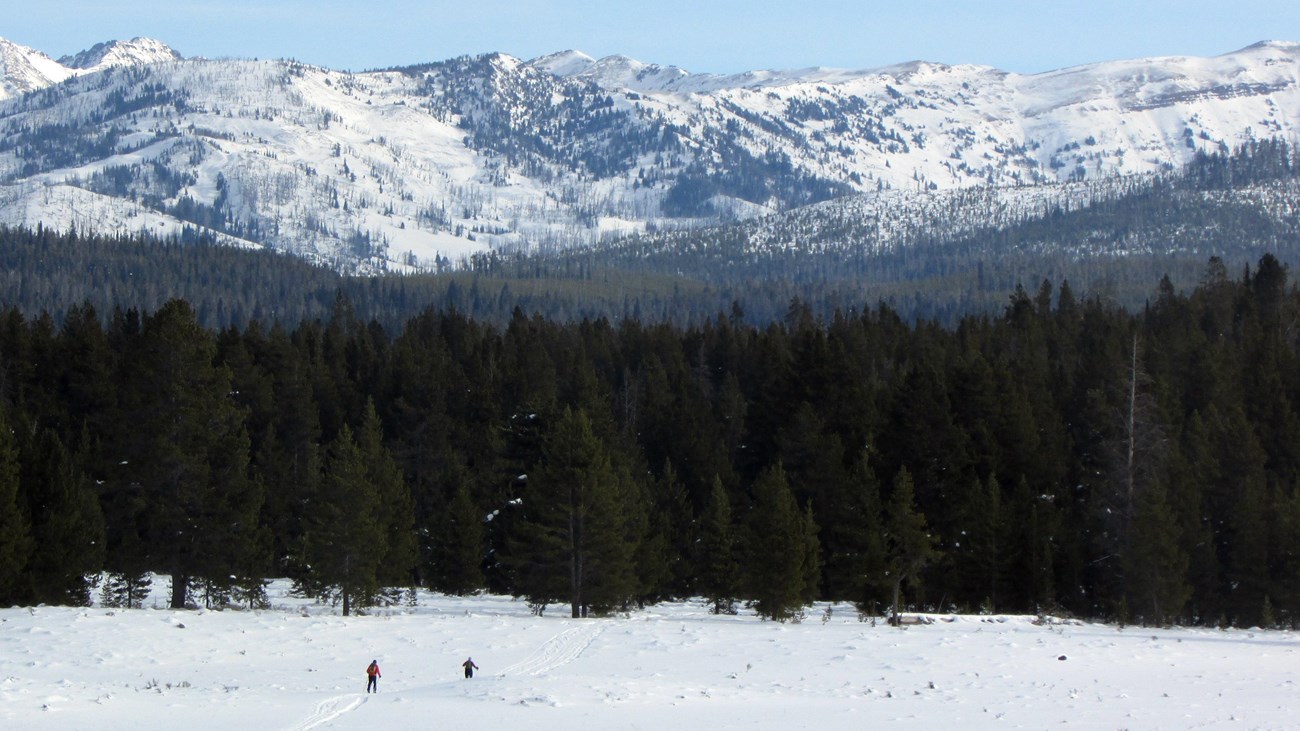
[0,224,784,331]
[550,139,1300,322]
[5,143,1297,333]
[3,254,1300,625]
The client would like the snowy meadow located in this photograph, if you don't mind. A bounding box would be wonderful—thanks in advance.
[2,579,1297,730]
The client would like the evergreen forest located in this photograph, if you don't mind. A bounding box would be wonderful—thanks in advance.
[2,253,1300,628]
[4,142,1299,333]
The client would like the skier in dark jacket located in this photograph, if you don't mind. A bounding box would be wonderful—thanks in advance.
[366,659,381,693]
[462,657,479,679]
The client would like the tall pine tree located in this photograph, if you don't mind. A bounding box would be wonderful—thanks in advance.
[109,299,258,609]
[356,400,418,591]
[743,462,813,622]
[1124,478,1190,625]
[0,404,33,604]
[699,475,740,615]
[303,424,385,616]
[18,426,104,606]
[885,467,938,626]
[433,482,486,595]
[510,407,636,617]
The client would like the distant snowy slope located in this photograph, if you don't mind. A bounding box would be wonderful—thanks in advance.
[0,36,1298,272]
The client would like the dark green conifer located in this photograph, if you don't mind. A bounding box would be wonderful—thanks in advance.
[744,462,810,622]
[303,424,385,615]
[356,400,418,590]
[510,408,635,617]
[0,405,33,604]
[885,467,938,626]
[436,482,486,596]
[1124,478,1190,625]
[838,451,888,617]
[698,475,739,614]
[18,426,104,606]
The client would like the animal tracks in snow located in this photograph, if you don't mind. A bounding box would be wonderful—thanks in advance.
[497,623,606,678]
[285,693,366,731]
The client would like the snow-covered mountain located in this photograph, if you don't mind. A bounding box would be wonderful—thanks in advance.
[0,35,1297,272]
[0,37,74,99]
[57,37,183,72]
[0,36,180,100]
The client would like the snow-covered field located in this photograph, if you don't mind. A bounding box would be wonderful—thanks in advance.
[2,580,1296,730]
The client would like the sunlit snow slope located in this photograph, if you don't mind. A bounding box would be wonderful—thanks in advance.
[1,36,1297,271]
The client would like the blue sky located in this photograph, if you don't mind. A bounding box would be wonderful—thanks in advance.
[8,0,1300,74]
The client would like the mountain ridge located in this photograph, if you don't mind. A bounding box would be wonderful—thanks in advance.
[0,36,181,99]
[0,37,74,99]
[0,35,1297,273]
[57,37,183,71]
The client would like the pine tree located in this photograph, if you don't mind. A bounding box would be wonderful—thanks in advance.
[1124,478,1190,626]
[1168,413,1225,623]
[356,400,418,590]
[1006,474,1057,612]
[627,467,667,605]
[303,424,386,616]
[109,299,257,609]
[1191,404,1269,625]
[229,539,273,610]
[637,460,694,602]
[99,572,152,609]
[256,322,323,575]
[776,402,846,598]
[800,502,822,605]
[699,475,739,615]
[0,405,33,604]
[951,474,1003,612]
[1229,476,1270,626]
[611,454,652,610]
[18,426,104,606]
[834,450,887,612]
[1096,334,1167,610]
[885,467,938,626]
[194,391,267,609]
[744,462,810,622]
[435,482,486,595]
[510,407,635,617]
[1268,481,1300,626]
[53,303,114,444]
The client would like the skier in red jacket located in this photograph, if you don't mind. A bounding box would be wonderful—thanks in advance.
[462,657,479,679]
[366,659,381,693]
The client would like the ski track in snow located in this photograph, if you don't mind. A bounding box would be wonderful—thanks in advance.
[497,623,606,678]
[284,693,366,731]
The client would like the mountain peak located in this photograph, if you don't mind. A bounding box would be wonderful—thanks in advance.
[0,36,74,100]
[529,51,698,92]
[58,37,182,72]
[526,50,597,77]
[1236,40,1300,53]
